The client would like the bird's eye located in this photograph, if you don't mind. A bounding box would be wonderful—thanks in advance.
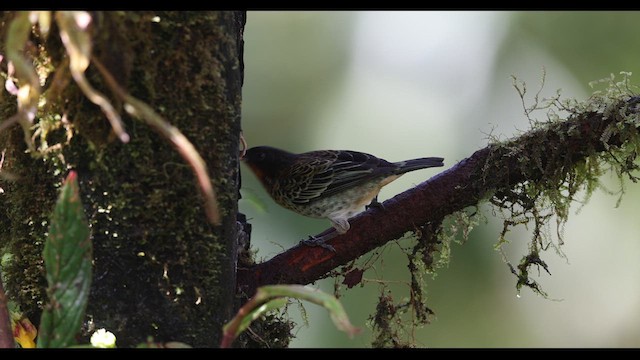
[258,152,267,161]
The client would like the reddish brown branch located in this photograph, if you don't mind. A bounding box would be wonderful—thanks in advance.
[236,98,638,297]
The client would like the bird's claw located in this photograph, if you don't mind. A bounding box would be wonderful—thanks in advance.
[301,236,336,252]
[366,198,385,211]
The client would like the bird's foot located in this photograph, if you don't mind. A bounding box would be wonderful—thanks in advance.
[301,233,336,252]
[366,197,385,211]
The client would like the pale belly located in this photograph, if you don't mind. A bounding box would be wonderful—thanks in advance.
[286,176,400,219]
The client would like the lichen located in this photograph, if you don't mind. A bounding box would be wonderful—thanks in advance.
[489,71,640,296]
[362,208,481,348]
[366,71,640,347]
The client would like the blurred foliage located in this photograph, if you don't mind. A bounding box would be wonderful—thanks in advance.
[512,12,640,86]
[243,12,354,151]
[242,11,640,348]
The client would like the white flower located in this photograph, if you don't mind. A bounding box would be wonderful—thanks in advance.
[90,328,117,348]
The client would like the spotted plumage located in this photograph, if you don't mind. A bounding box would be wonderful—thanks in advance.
[242,146,444,238]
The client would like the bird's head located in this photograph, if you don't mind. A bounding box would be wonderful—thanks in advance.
[242,146,296,184]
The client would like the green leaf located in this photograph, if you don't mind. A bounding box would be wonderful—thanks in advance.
[256,285,360,337]
[221,285,360,348]
[234,298,288,337]
[37,171,92,348]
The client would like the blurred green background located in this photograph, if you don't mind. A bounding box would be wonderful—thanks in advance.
[240,11,640,348]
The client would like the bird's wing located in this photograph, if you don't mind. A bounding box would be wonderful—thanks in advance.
[288,151,396,205]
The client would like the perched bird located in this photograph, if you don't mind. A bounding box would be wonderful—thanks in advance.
[242,146,444,250]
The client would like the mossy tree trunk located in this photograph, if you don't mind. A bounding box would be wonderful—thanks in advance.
[0,11,245,347]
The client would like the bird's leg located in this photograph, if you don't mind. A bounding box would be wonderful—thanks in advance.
[300,218,350,252]
[365,195,385,211]
[330,218,350,234]
[301,229,338,252]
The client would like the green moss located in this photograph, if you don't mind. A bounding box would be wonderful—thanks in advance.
[1,11,247,347]
[368,72,640,347]
[0,133,58,322]
[488,72,640,296]
[368,288,427,348]
[364,208,482,348]
[233,310,295,348]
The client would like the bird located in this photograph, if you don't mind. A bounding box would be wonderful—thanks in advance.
[242,146,444,251]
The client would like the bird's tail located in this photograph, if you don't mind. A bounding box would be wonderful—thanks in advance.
[394,157,444,174]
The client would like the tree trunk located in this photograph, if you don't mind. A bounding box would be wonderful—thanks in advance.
[0,11,245,347]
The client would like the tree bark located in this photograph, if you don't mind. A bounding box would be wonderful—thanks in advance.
[3,11,637,349]
[0,11,245,347]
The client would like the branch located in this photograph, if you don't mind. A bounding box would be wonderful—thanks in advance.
[236,96,640,297]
